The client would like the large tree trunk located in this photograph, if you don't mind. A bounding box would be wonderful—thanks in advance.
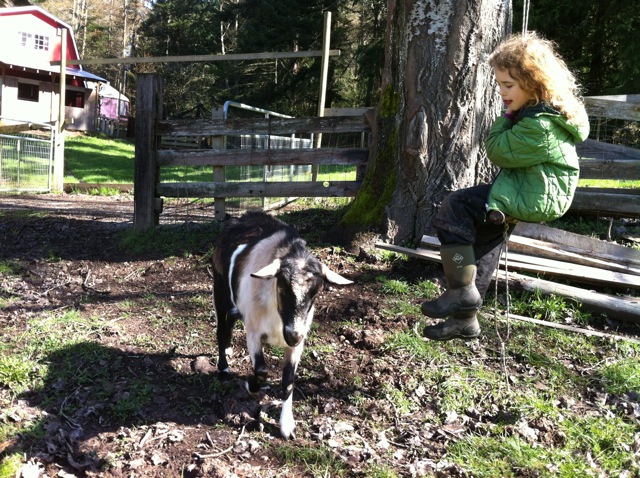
[339,0,511,245]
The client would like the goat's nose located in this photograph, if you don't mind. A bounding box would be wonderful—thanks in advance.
[284,328,304,347]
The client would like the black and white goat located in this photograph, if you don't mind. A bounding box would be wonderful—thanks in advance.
[212,211,352,439]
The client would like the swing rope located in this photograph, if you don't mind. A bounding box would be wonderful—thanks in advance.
[493,0,532,392]
[522,0,531,36]
[494,222,512,391]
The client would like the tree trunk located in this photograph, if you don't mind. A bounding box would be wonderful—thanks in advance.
[339,0,511,245]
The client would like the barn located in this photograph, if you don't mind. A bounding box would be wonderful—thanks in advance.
[0,5,106,131]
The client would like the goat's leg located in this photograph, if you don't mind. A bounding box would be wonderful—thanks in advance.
[213,277,238,376]
[280,343,303,440]
[245,331,268,394]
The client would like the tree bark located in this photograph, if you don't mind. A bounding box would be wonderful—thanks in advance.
[340,0,511,245]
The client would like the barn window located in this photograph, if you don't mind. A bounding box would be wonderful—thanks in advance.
[17,82,39,102]
[18,31,32,47]
[17,32,49,51]
[34,34,49,51]
[66,90,85,108]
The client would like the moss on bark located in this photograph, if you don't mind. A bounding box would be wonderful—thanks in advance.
[332,86,400,239]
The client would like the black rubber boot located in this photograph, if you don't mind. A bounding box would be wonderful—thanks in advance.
[422,311,481,341]
[421,244,482,318]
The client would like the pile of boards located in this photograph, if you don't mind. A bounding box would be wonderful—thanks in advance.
[376,222,640,324]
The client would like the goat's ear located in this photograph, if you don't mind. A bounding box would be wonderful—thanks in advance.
[322,264,353,285]
[251,259,281,279]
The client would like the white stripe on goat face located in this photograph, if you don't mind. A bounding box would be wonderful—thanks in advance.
[290,258,312,304]
[281,260,321,347]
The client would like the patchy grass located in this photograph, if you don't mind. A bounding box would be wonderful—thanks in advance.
[1,202,639,477]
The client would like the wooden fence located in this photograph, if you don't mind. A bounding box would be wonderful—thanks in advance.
[573,94,640,219]
[133,74,369,232]
[133,73,640,232]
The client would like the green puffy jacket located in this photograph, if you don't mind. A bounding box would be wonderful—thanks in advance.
[485,103,590,222]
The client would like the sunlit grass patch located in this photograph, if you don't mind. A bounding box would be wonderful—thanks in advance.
[0,453,23,478]
[0,259,21,276]
[506,289,586,323]
[600,358,640,394]
[448,410,638,477]
[271,442,350,477]
[0,355,42,396]
[377,276,411,295]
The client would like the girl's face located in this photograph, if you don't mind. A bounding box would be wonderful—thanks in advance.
[494,67,532,112]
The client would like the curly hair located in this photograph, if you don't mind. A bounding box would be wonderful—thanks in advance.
[488,32,587,124]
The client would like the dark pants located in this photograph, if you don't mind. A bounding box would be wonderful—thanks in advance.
[432,184,516,297]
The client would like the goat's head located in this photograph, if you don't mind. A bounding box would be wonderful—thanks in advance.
[251,242,351,347]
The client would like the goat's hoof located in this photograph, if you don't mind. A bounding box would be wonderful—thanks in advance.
[245,380,263,395]
[217,369,233,381]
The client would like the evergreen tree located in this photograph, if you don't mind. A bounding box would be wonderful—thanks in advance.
[513,0,640,95]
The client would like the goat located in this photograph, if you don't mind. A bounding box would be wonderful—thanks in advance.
[212,211,352,439]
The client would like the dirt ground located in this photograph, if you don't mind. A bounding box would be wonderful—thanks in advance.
[2,194,639,478]
[0,193,447,478]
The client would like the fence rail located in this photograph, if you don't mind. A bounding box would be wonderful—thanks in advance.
[573,95,640,218]
[133,74,640,232]
[133,74,370,232]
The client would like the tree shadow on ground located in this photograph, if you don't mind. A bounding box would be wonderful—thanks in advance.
[9,342,255,475]
[8,339,350,476]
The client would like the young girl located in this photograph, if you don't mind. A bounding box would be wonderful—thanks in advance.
[421,32,590,341]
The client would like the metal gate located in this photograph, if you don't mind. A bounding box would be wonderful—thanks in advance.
[0,119,55,192]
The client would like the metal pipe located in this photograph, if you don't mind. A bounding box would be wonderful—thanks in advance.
[222,100,293,120]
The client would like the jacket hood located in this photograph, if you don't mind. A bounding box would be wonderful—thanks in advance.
[516,103,590,143]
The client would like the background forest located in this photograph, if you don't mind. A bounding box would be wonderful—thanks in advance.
[33,0,639,118]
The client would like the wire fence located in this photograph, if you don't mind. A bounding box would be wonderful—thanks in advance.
[0,123,55,193]
[154,101,367,224]
[589,116,640,149]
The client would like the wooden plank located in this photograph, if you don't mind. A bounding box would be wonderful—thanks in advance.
[490,251,640,290]
[157,147,368,167]
[324,107,373,117]
[569,188,640,218]
[584,95,640,122]
[507,235,640,276]
[374,243,640,323]
[421,233,640,277]
[418,237,640,289]
[156,116,370,137]
[577,138,640,162]
[156,180,362,198]
[579,159,640,180]
[58,50,342,66]
[507,313,640,342]
[497,271,640,324]
[513,223,640,267]
[375,243,442,262]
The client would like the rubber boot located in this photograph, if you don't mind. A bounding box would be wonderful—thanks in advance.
[420,244,482,318]
[422,310,481,341]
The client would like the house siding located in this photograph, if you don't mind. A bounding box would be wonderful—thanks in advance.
[0,6,102,131]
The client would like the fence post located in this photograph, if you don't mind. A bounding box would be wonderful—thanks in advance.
[134,73,163,233]
[312,11,332,181]
[211,107,226,220]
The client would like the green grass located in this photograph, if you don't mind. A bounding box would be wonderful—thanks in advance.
[578,178,640,188]
[446,412,638,477]
[271,442,351,476]
[64,133,135,183]
[63,133,357,185]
